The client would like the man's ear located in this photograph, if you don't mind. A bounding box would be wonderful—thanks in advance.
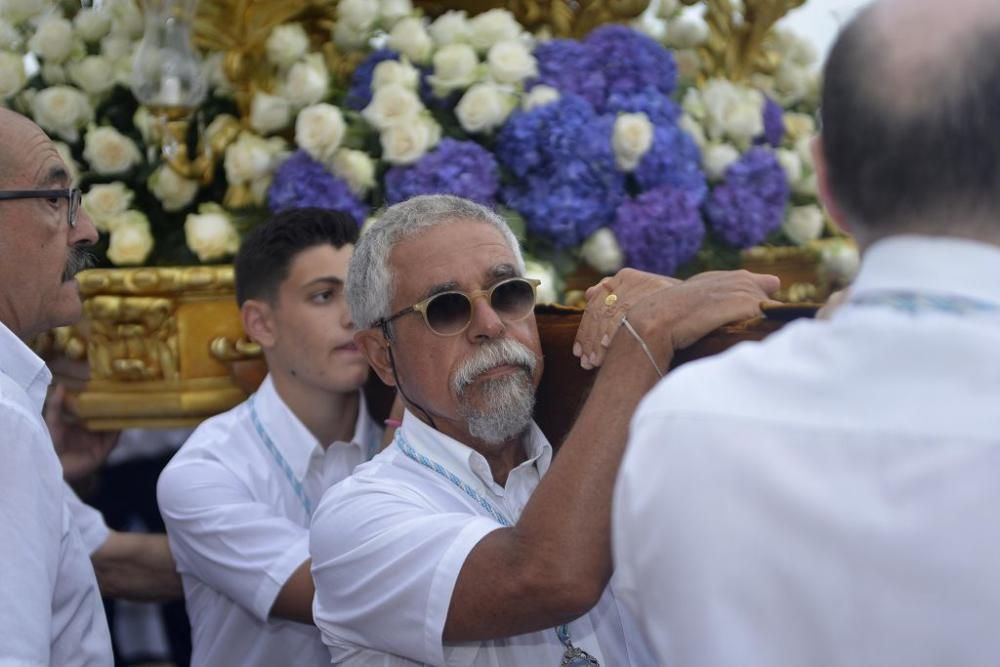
[812,135,851,235]
[241,299,277,349]
[354,328,397,387]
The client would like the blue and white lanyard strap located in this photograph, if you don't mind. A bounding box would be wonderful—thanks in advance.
[248,394,313,518]
[395,432,600,667]
[849,290,1000,316]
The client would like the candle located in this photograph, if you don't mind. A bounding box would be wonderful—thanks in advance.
[159,75,182,106]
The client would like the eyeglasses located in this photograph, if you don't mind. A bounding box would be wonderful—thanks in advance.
[378,277,541,337]
[0,188,83,228]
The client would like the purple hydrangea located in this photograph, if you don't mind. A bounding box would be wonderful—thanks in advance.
[345,50,399,111]
[605,87,681,128]
[613,185,706,276]
[503,178,624,248]
[384,139,500,206]
[704,147,790,248]
[529,40,606,109]
[634,124,708,206]
[268,151,368,225]
[758,96,785,147]
[583,25,678,109]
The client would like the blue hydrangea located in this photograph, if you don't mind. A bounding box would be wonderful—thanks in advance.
[613,185,706,276]
[503,178,624,248]
[384,139,500,206]
[530,40,606,109]
[605,87,681,128]
[268,151,368,225]
[634,124,708,206]
[758,96,785,147]
[345,50,399,111]
[704,147,790,248]
[583,25,678,109]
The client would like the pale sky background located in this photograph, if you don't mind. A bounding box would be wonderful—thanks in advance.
[779,0,873,61]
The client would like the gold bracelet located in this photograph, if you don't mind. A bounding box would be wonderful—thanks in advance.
[620,315,664,378]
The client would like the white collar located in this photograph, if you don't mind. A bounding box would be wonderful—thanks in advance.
[397,408,553,495]
[847,235,1000,308]
[253,374,374,479]
[0,319,51,414]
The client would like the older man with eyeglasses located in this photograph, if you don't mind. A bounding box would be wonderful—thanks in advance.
[0,108,113,665]
[308,194,779,666]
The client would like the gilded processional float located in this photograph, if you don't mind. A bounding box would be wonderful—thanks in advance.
[1,0,854,430]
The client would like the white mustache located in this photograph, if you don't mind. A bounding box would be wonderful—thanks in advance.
[452,338,538,395]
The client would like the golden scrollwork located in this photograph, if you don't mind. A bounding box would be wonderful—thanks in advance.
[77,265,235,296]
[210,335,263,362]
[413,0,650,37]
[85,296,180,382]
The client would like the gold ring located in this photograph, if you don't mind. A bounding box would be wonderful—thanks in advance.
[605,293,618,306]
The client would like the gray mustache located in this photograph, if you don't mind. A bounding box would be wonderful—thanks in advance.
[63,247,95,282]
[452,338,538,395]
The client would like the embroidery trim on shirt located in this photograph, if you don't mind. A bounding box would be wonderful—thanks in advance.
[395,430,600,667]
[849,290,1000,316]
[249,393,314,518]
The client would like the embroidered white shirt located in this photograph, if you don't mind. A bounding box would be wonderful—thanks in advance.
[157,374,380,667]
[310,410,654,666]
[0,321,112,667]
[614,235,1000,667]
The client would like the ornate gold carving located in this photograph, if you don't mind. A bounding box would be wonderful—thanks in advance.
[210,335,262,362]
[85,296,179,382]
[77,265,235,296]
[414,0,651,37]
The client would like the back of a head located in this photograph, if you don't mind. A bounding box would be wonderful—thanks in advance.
[235,208,359,306]
[821,0,1000,237]
[347,194,525,331]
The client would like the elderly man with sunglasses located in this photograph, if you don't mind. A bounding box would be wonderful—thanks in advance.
[308,194,779,666]
[0,108,112,664]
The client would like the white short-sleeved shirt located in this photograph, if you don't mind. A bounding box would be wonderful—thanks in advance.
[614,236,1000,667]
[64,483,111,555]
[157,374,380,667]
[0,321,112,667]
[310,411,654,666]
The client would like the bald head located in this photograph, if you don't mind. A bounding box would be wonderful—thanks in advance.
[821,0,1000,239]
[0,108,60,188]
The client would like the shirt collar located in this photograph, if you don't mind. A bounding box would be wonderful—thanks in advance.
[397,409,553,493]
[847,235,1000,309]
[0,320,51,414]
[253,374,373,479]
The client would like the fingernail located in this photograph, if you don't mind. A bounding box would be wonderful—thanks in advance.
[600,334,610,347]
[573,342,581,357]
[589,352,600,366]
[581,358,592,370]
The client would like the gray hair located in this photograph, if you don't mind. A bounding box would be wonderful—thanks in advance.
[347,194,526,330]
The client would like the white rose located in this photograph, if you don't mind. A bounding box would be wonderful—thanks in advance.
[148,165,199,212]
[681,87,705,119]
[107,215,154,265]
[29,16,75,64]
[40,63,67,86]
[703,143,740,181]
[581,228,625,275]
[106,0,143,38]
[249,91,291,134]
[793,172,818,197]
[388,17,432,64]
[678,113,707,150]
[74,8,111,43]
[53,142,79,186]
[429,10,469,46]
[68,56,115,97]
[31,86,94,142]
[701,78,764,147]
[185,204,240,262]
[379,0,412,30]
[337,0,378,31]
[295,103,346,161]
[0,0,43,25]
[332,20,368,51]
[266,23,309,68]
[794,135,814,170]
[427,43,479,95]
[330,148,375,196]
[83,125,142,175]
[132,106,161,145]
[225,132,280,185]
[101,33,132,60]
[783,111,816,145]
[523,258,559,304]
[487,39,536,85]
[282,54,329,108]
[0,18,21,50]
[783,205,824,246]
[772,28,817,67]
[657,0,681,19]
[775,62,811,105]
[775,147,803,185]
[665,17,708,50]
[83,182,134,231]
[362,82,423,130]
[468,9,522,52]
[380,116,440,165]
[0,50,25,98]
[612,112,654,172]
[455,82,514,134]
[820,241,860,285]
[372,58,420,91]
[522,84,560,110]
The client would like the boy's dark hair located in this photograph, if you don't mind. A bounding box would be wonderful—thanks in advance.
[235,208,360,306]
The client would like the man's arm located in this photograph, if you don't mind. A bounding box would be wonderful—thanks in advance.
[91,532,183,601]
[444,270,780,640]
[270,560,314,624]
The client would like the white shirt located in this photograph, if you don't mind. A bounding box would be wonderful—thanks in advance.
[613,235,1000,667]
[0,321,112,667]
[64,483,111,555]
[157,374,380,667]
[311,410,654,666]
